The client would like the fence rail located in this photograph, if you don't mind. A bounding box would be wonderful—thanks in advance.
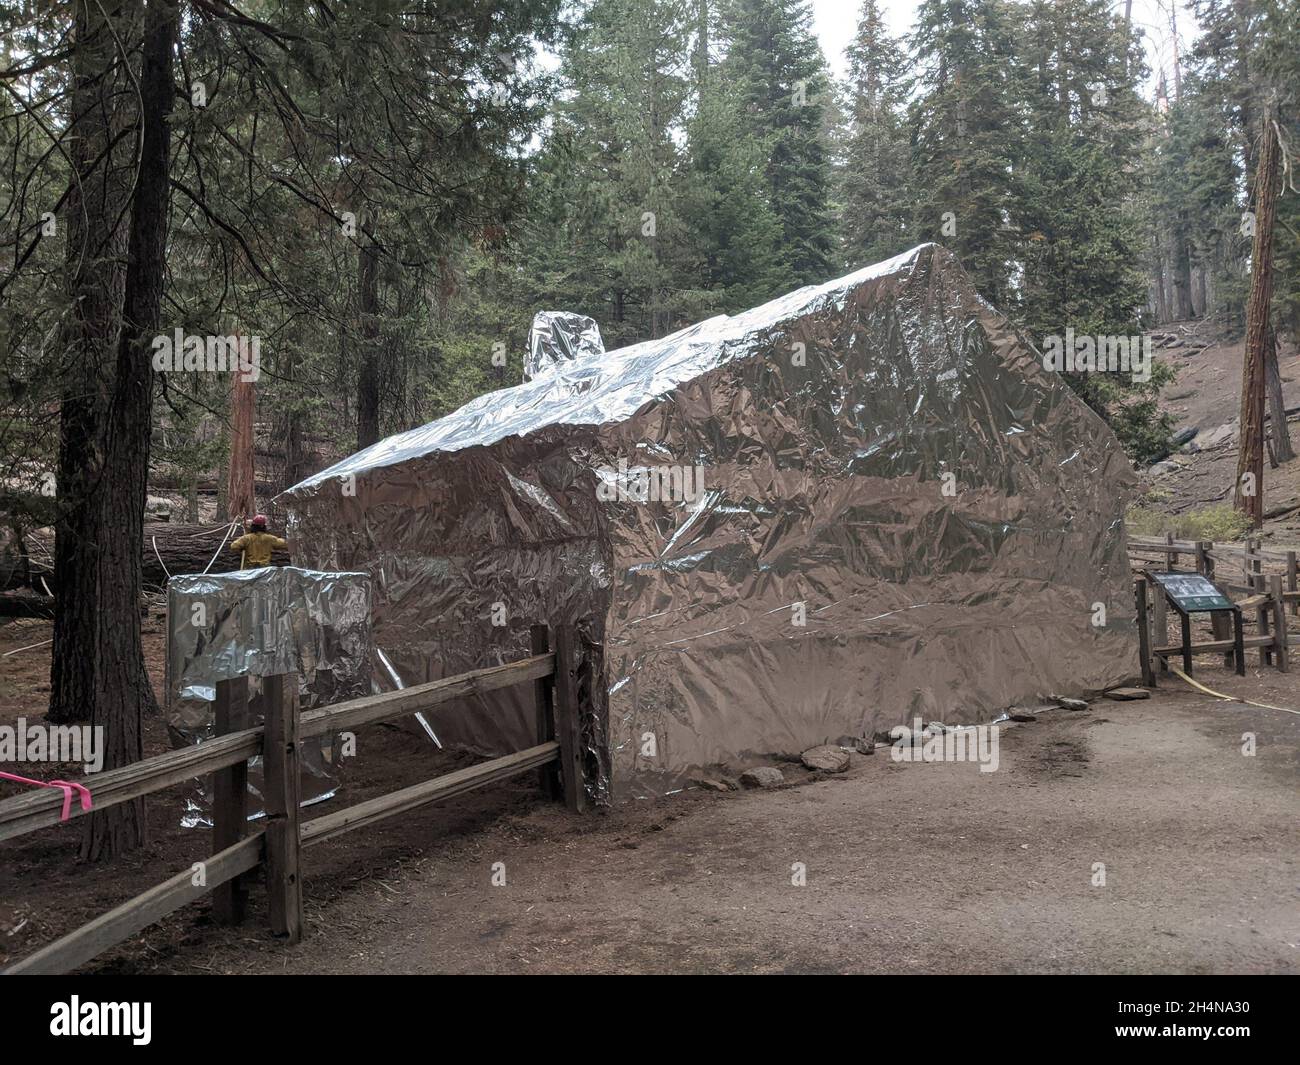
[0,623,588,975]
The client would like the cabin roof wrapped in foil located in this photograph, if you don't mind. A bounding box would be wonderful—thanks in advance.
[280,244,1138,802]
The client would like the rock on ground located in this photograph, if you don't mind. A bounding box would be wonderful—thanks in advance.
[739,766,784,789]
[800,745,850,773]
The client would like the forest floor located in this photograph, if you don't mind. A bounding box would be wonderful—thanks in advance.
[3,320,1300,974]
[1,617,1298,975]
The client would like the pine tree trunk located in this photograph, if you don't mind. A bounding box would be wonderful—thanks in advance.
[1172,223,1195,320]
[80,0,178,860]
[356,223,381,449]
[48,0,141,726]
[1152,241,1170,324]
[1235,106,1280,525]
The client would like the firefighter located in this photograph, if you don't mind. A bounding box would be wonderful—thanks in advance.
[229,514,289,569]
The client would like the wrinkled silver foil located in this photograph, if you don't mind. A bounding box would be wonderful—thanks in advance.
[523,310,604,382]
[279,244,1137,802]
[166,566,373,822]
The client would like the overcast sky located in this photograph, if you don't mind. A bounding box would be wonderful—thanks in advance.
[809,0,1200,95]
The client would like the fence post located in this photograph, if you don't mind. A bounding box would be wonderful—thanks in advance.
[1166,532,1177,570]
[531,624,560,800]
[1135,579,1154,688]
[552,625,588,813]
[212,675,249,925]
[1151,574,1168,674]
[1203,541,1233,667]
[1287,551,1297,617]
[1270,575,1289,673]
[262,673,303,943]
[1232,607,1246,676]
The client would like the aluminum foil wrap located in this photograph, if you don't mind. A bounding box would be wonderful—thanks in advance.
[166,566,373,822]
[279,244,1137,802]
[524,310,604,382]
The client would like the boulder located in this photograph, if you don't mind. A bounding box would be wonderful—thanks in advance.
[739,766,785,789]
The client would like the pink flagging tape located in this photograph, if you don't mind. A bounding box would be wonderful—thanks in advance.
[0,772,93,821]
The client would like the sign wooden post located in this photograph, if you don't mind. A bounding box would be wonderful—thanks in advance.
[1135,579,1154,688]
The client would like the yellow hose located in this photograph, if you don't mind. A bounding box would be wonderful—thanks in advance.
[1168,666,1300,716]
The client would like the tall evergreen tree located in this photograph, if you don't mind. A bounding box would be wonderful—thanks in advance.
[719,0,836,286]
[839,0,913,266]
[1014,0,1148,340]
[522,0,695,345]
[908,0,1021,306]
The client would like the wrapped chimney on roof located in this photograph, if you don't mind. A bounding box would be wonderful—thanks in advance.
[523,310,604,382]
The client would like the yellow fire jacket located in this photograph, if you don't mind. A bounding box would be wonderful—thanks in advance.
[229,532,288,568]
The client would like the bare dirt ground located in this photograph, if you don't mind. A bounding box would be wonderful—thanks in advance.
[194,677,1298,976]
[5,607,1293,974]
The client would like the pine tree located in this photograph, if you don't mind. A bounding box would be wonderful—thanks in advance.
[521,0,695,345]
[1015,0,1148,340]
[678,77,788,312]
[1012,0,1172,464]
[839,0,913,266]
[719,0,836,286]
[907,0,1021,307]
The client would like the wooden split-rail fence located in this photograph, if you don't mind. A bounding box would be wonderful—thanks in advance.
[0,624,589,975]
[1128,534,1298,682]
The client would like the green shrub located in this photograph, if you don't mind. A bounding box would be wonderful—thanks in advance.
[1126,503,1253,542]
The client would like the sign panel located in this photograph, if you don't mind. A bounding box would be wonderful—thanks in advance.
[1149,571,1234,613]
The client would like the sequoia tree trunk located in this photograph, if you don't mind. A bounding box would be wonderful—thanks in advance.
[226,366,256,521]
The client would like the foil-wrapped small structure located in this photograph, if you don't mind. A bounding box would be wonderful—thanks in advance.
[279,244,1137,803]
[524,310,604,382]
[166,566,372,821]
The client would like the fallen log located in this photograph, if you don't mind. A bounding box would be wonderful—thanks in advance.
[0,593,54,618]
[6,523,291,593]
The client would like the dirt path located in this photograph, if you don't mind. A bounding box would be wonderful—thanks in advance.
[191,683,1299,975]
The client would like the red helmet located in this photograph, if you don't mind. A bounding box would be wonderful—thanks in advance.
[250,514,268,530]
